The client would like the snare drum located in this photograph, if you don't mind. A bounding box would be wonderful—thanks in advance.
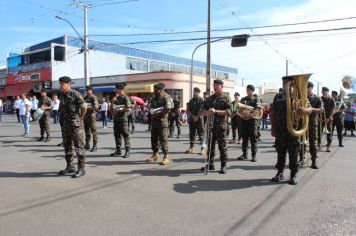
[34,108,45,120]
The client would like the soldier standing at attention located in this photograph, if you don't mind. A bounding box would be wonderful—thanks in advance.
[331,91,346,147]
[110,84,131,158]
[271,76,312,185]
[229,92,241,144]
[237,85,262,162]
[320,87,335,152]
[83,86,99,152]
[146,83,172,165]
[300,82,323,169]
[200,79,232,174]
[57,76,87,178]
[127,97,136,134]
[37,89,52,142]
[169,93,182,138]
[185,87,206,155]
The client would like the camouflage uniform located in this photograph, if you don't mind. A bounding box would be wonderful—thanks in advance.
[230,100,241,141]
[240,95,262,158]
[127,98,136,133]
[319,96,335,147]
[59,89,87,169]
[204,93,232,167]
[83,94,99,147]
[300,94,323,163]
[169,98,182,137]
[113,94,131,153]
[38,96,52,138]
[187,95,204,148]
[272,92,300,176]
[150,92,172,154]
[332,98,346,146]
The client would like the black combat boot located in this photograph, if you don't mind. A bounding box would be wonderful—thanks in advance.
[57,142,63,146]
[251,155,257,162]
[84,142,90,150]
[200,164,215,172]
[123,148,130,158]
[90,145,97,152]
[237,154,247,160]
[57,166,76,175]
[339,141,344,147]
[219,164,227,174]
[289,174,298,185]
[72,168,86,178]
[37,136,43,141]
[44,136,51,142]
[131,127,135,134]
[110,149,121,157]
[311,158,319,169]
[271,171,285,182]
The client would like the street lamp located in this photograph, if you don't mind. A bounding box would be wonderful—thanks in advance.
[189,34,250,100]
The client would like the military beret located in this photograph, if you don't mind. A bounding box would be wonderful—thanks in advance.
[59,76,72,83]
[193,87,200,93]
[40,88,47,93]
[115,83,126,90]
[85,85,93,90]
[234,92,240,96]
[154,83,165,90]
[247,84,255,91]
[322,87,329,91]
[213,79,224,85]
[332,90,338,95]
[307,81,314,88]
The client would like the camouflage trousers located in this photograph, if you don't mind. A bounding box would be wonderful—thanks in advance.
[332,118,344,145]
[113,119,130,151]
[169,114,181,136]
[188,117,204,147]
[230,116,241,140]
[84,115,98,146]
[39,114,50,136]
[300,125,318,161]
[128,113,135,132]
[241,119,258,157]
[275,132,299,175]
[318,121,333,146]
[206,124,228,166]
[62,122,85,169]
[151,122,168,155]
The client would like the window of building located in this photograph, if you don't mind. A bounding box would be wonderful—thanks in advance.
[126,57,148,71]
[193,68,203,75]
[169,64,187,73]
[217,71,229,80]
[54,46,65,61]
[211,70,217,78]
[149,61,169,72]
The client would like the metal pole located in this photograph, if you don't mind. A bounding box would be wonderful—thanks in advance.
[84,6,90,86]
[286,59,289,76]
[206,0,211,94]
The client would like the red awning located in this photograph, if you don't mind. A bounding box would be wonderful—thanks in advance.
[3,83,33,97]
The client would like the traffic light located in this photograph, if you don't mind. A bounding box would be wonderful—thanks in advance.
[231,34,250,47]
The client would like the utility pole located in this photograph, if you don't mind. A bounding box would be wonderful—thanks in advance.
[286,59,289,76]
[72,1,91,87]
[206,0,211,94]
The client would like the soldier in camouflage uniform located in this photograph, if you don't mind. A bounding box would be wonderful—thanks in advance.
[57,76,87,178]
[331,91,346,147]
[271,76,313,185]
[299,82,323,169]
[185,87,206,155]
[37,89,52,142]
[110,84,131,158]
[319,87,335,152]
[237,85,262,162]
[229,92,241,144]
[83,86,99,152]
[127,97,136,134]
[200,79,232,174]
[169,94,182,138]
[146,83,172,165]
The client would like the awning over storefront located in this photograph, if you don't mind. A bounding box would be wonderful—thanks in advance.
[124,83,155,94]
[2,83,33,97]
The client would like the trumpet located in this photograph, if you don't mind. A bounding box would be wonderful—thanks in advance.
[150,107,164,114]
[233,102,262,119]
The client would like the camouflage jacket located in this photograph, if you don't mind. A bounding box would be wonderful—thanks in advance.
[333,98,346,121]
[187,96,204,116]
[321,95,335,118]
[240,95,262,121]
[150,92,172,125]
[38,96,52,115]
[203,93,232,126]
[308,94,323,129]
[59,89,87,126]
[114,94,131,122]
[84,94,99,117]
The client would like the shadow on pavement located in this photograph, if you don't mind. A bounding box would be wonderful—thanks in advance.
[0,171,58,178]
[117,168,200,177]
[229,165,275,171]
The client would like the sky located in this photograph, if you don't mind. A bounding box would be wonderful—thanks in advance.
[0,0,356,92]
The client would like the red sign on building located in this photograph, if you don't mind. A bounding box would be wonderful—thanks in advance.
[7,70,51,85]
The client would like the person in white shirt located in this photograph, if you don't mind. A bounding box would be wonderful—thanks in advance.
[52,94,60,124]
[100,98,108,128]
[19,94,32,136]
[14,96,21,123]
[30,95,39,122]
[0,98,3,122]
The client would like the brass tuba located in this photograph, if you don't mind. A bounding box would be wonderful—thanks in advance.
[285,74,312,138]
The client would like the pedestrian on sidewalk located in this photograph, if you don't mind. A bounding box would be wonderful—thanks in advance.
[19,94,32,136]
[30,95,38,122]
[14,96,21,123]
[52,94,60,124]
[100,98,108,128]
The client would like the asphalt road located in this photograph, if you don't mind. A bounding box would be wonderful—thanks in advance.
[0,114,355,236]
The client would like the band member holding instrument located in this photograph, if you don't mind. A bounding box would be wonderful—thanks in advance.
[37,89,52,142]
[229,92,242,144]
[331,91,346,147]
[57,76,87,178]
[84,86,99,152]
[299,82,323,169]
[185,87,206,155]
[237,85,262,162]
[200,79,232,174]
[320,87,335,152]
[146,83,172,165]
[110,84,131,158]
[271,75,312,185]
[169,93,182,138]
